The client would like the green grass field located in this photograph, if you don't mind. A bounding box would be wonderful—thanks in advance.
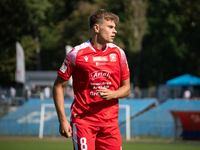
[0,137,200,150]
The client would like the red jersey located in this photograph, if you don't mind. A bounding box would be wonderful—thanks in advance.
[58,40,130,126]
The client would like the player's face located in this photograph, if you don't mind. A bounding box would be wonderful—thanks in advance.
[98,20,117,44]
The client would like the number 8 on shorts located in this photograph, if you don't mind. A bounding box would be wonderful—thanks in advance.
[80,137,87,150]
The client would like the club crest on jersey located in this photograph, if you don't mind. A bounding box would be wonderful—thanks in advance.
[91,70,111,80]
[110,53,117,62]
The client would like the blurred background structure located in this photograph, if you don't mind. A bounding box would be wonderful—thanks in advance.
[0,0,200,140]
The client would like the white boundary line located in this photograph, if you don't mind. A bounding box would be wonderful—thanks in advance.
[119,104,131,140]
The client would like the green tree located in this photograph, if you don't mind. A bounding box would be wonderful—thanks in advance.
[179,1,200,76]
[0,0,29,83]
[39,0,67,70]
[122,0,148,84]
[141,0,200,87]
[25,0,52,70]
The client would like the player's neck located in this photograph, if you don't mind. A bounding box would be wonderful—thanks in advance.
[91,37,106,50]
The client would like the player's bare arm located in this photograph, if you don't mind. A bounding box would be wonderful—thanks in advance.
[53,76,72,138]
[96,78,130,100]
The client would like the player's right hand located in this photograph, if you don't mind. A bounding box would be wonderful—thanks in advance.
[59,120,72,138]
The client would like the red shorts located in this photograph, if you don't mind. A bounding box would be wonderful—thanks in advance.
[72,122,122,150]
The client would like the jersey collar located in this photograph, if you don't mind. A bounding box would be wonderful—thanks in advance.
[89,39,108,52]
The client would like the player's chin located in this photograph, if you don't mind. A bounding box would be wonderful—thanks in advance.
[105,38,114,43]
[108,39,114,43]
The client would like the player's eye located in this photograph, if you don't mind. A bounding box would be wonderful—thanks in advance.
[108,25,113,28]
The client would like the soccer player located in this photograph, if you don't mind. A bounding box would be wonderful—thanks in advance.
[53,9,130,150]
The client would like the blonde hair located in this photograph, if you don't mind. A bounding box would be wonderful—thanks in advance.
[89,9,119,29]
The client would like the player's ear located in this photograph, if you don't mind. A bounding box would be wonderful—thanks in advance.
[94,24,100,33]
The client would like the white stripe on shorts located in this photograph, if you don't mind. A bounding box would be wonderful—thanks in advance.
[72,123,78,150]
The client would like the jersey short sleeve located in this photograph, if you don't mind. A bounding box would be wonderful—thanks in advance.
[119,49,130,81]
[58,49,77,80]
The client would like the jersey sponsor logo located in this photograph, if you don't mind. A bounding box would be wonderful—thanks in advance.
[96,62,107,66]
[90,82,111,89]
[93,56,108,61]
[91,70,111,80]
[60,59,69,73]
[110,53,117,62]
[84,56,89,62]
[90,91,99,96]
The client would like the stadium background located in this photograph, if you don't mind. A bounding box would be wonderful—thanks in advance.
[1,0,200,145]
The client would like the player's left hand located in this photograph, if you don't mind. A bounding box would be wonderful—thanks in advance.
[96,87,116,100]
